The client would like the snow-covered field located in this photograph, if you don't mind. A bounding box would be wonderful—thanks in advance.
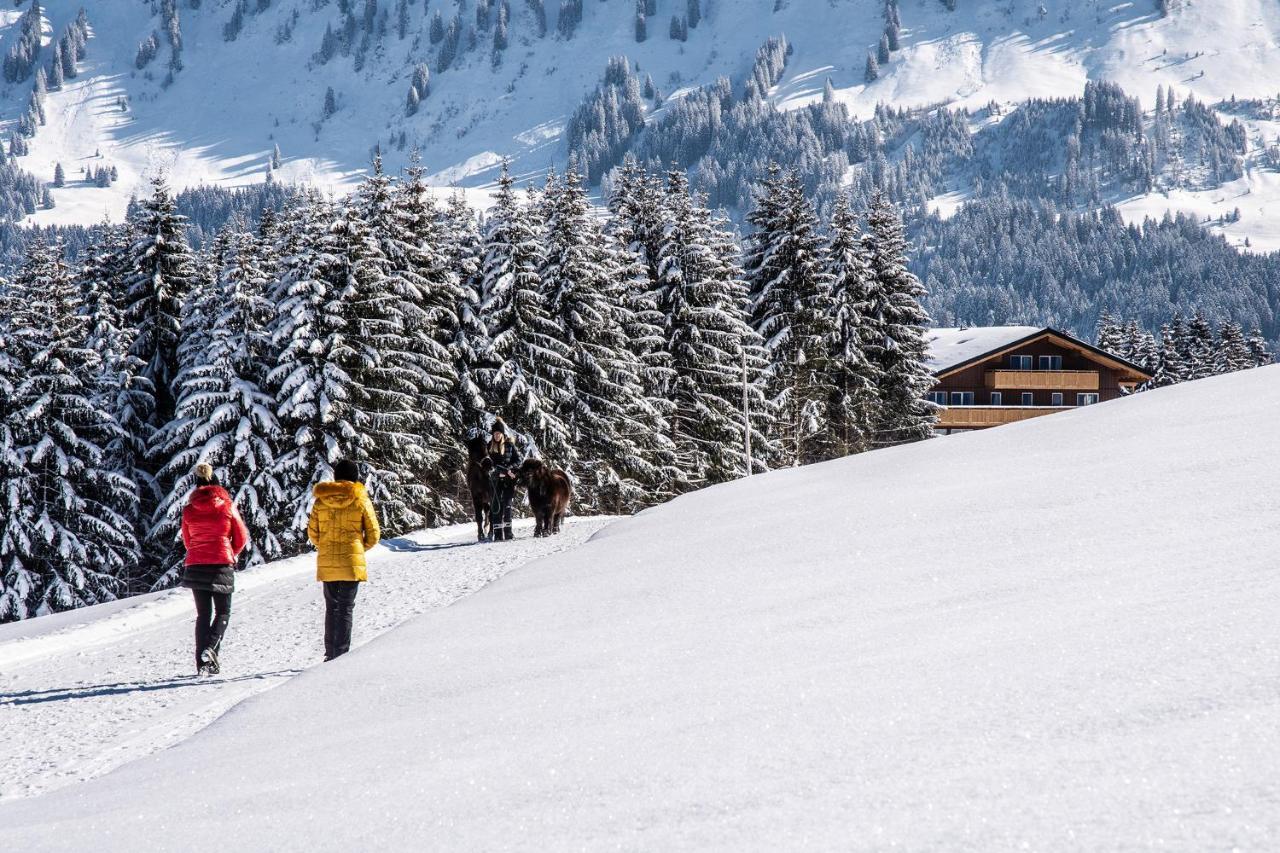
[0,516,611,801]
[1113,164,1280,253]
[1,366,1277,849]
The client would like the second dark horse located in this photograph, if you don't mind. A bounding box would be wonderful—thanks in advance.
[465,432,495,541]
[518,459,571,537]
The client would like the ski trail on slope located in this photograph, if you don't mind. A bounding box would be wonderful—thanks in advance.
[0,517,612,801]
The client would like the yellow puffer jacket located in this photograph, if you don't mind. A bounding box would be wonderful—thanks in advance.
[307,481,381,582]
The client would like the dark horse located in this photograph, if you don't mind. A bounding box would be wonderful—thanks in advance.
[517,459,571,537]
[465,433,495,541]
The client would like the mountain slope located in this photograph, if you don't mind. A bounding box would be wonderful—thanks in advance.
[1,365,1276,849]
[6,0,1280,248]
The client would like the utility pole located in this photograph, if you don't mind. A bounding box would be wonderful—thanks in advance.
[742,347,752,476]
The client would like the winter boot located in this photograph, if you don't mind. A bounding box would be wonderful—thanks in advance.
[200,646,220,676]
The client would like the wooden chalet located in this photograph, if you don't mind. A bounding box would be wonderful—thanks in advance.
[925,326,1154,433]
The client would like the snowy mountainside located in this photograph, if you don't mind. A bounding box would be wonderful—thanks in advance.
[1,366,1277,848]
[4,0,1280,247]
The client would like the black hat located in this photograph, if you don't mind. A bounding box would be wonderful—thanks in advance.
[333,459,361,483]
[491,419,507,435]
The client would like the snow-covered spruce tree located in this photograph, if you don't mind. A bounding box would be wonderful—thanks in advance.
[492,5,509,61]
[254,206,286,288]
[1167,314,1194,383]
[1214,321,1253,374]
[262,189,318,308]
[77,223,154,590]
[123,176,198,435]
[1150,321,1183,388]
[1114,319,1139,362]
[266,195,363,544]
[606,158,674,407]
[397,155,481,518]
[176,226,233,386]
[121,178,198,579]
[327,167,433,535]
[1095,310,1126,355]
[479,168,574,462]
[860,191,937,447]
[885,21,900,51]
[438,195,491,434]
[1181,311,1217,381]
[598,204,681,499]
[539,167,672,510]
[0,241,139,621]
[1122,320,1159,374]
[134,222,241,579]
[656,169,767,486]
[0,277,34,621]
[1245,330,1273,367]
[149,226,285,588]
[354,157,456,525]
[443,191,485,297]
[709,204,778,473]
[743,165,838,466]
[824,191,878,456]
[607,155,667,291]
[687,0,701,28]
[437,187,489,431]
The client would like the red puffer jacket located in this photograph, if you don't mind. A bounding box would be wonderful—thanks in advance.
[181,486,250,566]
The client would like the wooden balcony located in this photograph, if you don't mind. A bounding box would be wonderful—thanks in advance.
[936,405,1072,430]
[985,370,1099,391]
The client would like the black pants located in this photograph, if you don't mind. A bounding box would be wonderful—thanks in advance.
[491,479,515,540]
[323,581,360,660]
[192,590,232,667]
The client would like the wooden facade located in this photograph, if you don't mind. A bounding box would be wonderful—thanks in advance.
[928,328,1153,433]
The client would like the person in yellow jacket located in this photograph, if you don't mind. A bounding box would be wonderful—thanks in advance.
[308,459,381,661]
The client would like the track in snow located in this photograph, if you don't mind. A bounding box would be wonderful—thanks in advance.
[0,516,611,801]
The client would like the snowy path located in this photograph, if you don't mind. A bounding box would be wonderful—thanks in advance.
[0,517,610,801]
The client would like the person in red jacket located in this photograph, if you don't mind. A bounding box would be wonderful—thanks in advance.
[181,463,250,676]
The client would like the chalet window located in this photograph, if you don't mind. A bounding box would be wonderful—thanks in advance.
[1020,392,1034,406]
[950,391,974,406]
[990,391,1002,406]
[928,391,947,405]
[1010,355,1033,370]
[1050,392,1064,406]
[1077,393,1100,406]
[1038,355,1062,370]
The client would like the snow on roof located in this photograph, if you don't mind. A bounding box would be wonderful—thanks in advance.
[926,326,1044,373]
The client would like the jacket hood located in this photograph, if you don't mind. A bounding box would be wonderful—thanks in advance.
[187,485,231,512]
[313,480,367,508]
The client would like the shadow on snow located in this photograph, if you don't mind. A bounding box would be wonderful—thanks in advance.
[0,670,303,706]
[380,537,479,553]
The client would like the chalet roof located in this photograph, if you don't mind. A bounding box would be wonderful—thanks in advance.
[925,326,1154,381]
[925,327,1042,373]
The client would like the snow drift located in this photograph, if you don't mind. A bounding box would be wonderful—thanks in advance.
[2,366,1278,849]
